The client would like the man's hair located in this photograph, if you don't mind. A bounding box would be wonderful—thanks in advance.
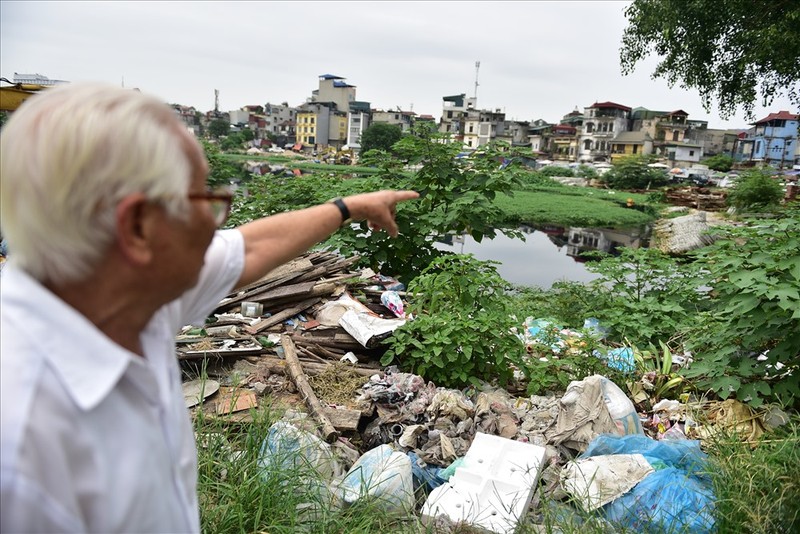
[0,82,195,284]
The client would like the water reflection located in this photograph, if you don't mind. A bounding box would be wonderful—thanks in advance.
[434,225,650,288]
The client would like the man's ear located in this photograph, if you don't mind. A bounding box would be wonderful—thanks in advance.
[115,194,155,265]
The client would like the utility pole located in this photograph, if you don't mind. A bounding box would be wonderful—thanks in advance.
[214,89,219,115]
[473,61,480,100]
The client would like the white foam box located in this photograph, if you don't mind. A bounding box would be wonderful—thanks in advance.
[420,433,546,534]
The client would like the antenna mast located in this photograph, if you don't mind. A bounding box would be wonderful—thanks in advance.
[473,61,480,99]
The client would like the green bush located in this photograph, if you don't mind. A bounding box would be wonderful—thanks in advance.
[540,165,574,177]
[726,169,784,211]
[382,254,524,388]
[684,205,800,409]
[603,154,669,189]
[702,154,734,172]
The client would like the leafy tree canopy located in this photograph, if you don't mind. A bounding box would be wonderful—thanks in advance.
[603,154,668,189]
[702,154,734,172]
[359,122,403,154]
[620,0,800,119]
[208,118,231,138]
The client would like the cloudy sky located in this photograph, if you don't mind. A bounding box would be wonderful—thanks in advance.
[2,1,794,129]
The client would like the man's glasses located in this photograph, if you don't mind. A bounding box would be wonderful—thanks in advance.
[188,187,234,227]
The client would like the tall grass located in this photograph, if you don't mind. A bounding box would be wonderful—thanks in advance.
[703,419,800,533]
[195,402,425,533]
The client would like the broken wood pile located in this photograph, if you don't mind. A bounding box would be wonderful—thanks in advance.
[665,186,728,211]
[176,250,407,431]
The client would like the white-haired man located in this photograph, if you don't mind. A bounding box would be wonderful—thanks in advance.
[0,82,418,532]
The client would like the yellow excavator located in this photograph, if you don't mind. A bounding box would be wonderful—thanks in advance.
[0,77,50,112]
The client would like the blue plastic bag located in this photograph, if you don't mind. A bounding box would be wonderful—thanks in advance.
[581,434,715,533]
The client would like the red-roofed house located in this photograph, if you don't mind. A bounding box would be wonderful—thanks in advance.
[579,101,632,162]
[737,111,799,168]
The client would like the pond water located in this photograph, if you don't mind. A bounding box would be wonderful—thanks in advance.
[433,224,651,288]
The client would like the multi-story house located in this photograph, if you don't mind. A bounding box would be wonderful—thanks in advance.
[610,131,654,162]
[311,74,356,112]
[171,104,202,137]
[551,123,579,161]
[439,93,477,142]
[579,102,632,163]
[298,74,360,149]
[346,101,371,151]
[262,102,297,144]
[463,108,505,148]
[736,111,799,168]
[12,72,68,86]
[528,119,553,156]
[371,109,415,132]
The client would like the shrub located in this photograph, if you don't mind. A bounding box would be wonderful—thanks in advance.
[382,254,524,388]
[726,169,784,211]
[603,154,669,189]
[540,165,574,177]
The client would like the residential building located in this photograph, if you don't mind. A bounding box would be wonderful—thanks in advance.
[686,128,742,157]
[610,131,654,161]
[527,119,553,156]
[346,101,371,151]
[579,102,631,163]
[262,102,297,141]
[664,141,704,167]
[312,74,356,112]
[171,104,202,137]
[551,123,579,161]
[371,109,415,132]
[12,72,69,85]
[439,93,477,142]
[296,105,321,147]
[462,108,505,148]
[736,111,799,168]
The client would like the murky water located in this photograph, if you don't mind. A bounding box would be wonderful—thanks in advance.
[433,224,651,288]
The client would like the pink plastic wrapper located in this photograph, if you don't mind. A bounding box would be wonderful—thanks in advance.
[381,290,405,318]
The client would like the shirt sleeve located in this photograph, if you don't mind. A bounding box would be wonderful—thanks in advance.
[175,229,245,327]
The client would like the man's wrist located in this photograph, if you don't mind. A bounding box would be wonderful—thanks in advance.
[328,197,352,226]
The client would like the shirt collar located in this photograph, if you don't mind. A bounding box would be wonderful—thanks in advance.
[3,266,134,411]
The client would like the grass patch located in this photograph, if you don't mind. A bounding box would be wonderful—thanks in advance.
[496,189,655,227]
[195,401,425,534]
[703,419,800,533]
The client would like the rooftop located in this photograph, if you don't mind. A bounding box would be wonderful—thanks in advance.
[751,111,799,125]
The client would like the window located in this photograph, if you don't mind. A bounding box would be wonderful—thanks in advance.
[310,117,315,124]
[672,131,679,141]
[584,140,592,150]
[609,123,614,132]
[447,111,453,119]
[689,150,695,156]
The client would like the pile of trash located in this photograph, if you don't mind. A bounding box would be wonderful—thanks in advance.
[179,250,790,532]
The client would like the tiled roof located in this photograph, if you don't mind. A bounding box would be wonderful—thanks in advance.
[590,101,631,112]
[752,111,799,125]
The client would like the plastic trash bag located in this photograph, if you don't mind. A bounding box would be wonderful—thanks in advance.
[336,444,414,513]
[257,421,341,481]
[581,434,715,534]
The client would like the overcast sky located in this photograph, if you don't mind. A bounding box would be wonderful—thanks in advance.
[2,1,795,129]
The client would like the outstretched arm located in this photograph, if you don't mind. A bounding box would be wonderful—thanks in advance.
[234,190,419,287]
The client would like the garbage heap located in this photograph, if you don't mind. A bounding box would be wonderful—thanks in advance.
[179,250,788,534]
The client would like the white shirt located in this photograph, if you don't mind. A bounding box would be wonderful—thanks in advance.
[1,230,245,533]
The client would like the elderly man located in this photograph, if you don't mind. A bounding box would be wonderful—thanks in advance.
[0,82,417,532]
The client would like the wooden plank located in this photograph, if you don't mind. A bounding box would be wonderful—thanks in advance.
[245,297,320,334]
[281,335,339,443]
[323,407,362,432]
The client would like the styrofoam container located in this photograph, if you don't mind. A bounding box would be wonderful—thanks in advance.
[421,433,546,534]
